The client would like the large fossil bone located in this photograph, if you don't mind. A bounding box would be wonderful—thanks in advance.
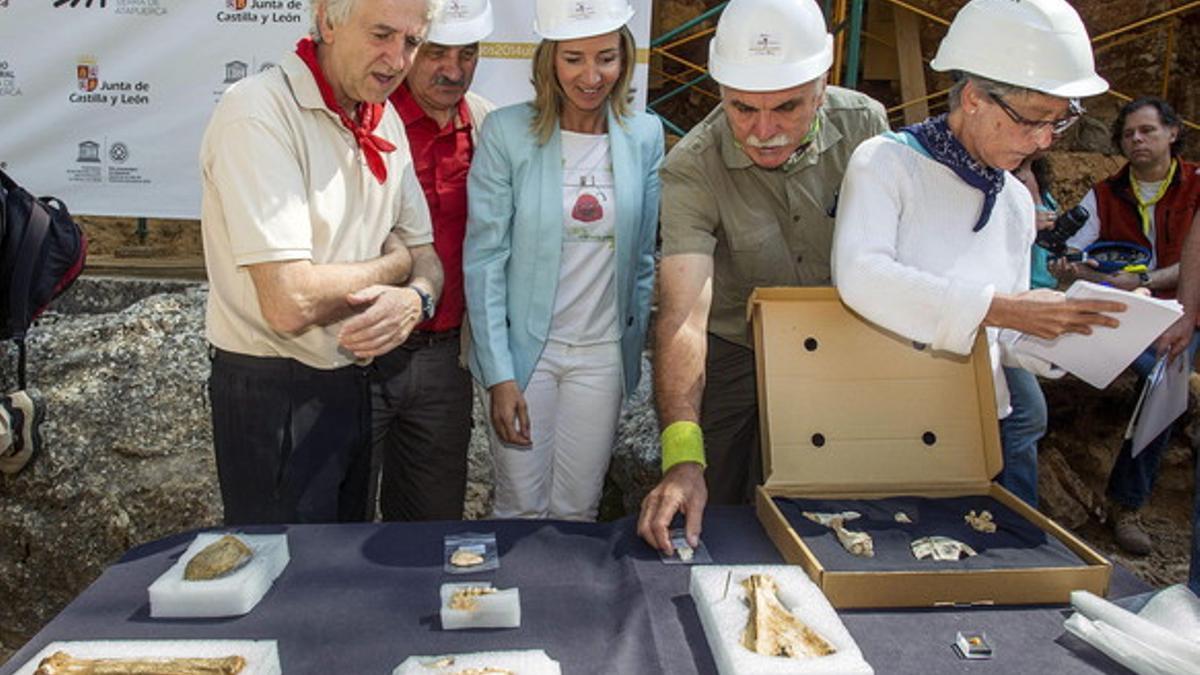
[34,651,246,674]
[183,535,253,581]
[741,574,837,659]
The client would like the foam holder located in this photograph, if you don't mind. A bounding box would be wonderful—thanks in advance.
[439,582,521,630]
[393,649,560,674]
[148,533,289,618]
[690,565,873,675]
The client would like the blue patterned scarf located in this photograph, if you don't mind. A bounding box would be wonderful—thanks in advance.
[901,114,1006,232]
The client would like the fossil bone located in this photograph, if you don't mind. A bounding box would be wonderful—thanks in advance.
[911,536,978,561]
[34,651,245,674]
[183,535,253,581]
[448,586,497,611]
[449,548,485,568]
[964,510,996,533]
[801,511,874,557]
[894,512,912,524]
[740,574,836,659]
[419,660,514,675]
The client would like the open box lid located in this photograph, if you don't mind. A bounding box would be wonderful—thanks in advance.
[748,287,1003,495]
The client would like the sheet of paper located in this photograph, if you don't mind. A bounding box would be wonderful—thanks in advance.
[1012,281,1182,389]
[1129,353,1189,457]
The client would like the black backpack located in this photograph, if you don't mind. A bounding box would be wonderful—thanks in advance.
[0,169,88,390]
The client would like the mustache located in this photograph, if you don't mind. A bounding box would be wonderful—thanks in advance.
[744,133,793,149]
[433,75,466,88]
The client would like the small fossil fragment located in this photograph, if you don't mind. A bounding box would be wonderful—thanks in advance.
[911,536,978,561]
[449,547,485,568]
[894,512,912,524]
[448,586,497,611]
[35,651,245,674]
[184,535,253,581]
[741,574,836,658]
[677,544,694,562]
[802,511,874,557]
[419,659,514,675]
[964,510,996,533]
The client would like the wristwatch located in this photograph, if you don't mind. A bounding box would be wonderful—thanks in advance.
[1137,271,1152,286]
[411,286,435,321]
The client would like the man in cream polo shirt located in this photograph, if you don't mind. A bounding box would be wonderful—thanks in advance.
[200,0,443,525]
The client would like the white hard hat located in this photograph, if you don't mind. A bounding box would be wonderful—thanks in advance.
[533,0,635,41]
[427,0,494,46]
[931,0,1108,98]
[708,0,834,92]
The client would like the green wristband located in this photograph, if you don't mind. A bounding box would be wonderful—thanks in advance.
[661,421,706,473]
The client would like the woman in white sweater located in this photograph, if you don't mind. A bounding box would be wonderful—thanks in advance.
[832,0,1124,506]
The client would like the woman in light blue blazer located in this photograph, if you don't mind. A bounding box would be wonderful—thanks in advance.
[464,0,663,521]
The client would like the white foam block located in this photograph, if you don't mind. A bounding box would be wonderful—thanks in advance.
[148,533,289,618]
[439,582,521,630]
[12,639,280,675]
[690,566,874,675]
[393,649,560,675]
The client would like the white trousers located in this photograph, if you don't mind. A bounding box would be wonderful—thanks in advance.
[485,339,623,521]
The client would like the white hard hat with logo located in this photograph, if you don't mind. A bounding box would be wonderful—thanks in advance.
[708,0,834,92]
[930,0,1108,97]
[534,0,635,41]
[427,0,494,46]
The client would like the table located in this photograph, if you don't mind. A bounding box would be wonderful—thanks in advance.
[0,506,1147,674]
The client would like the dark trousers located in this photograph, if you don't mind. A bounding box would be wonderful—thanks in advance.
[700,333,762,505]
[369,333,473,521]
[208,348,372,525]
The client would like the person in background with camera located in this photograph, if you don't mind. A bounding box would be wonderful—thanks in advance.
[464,0,662,521]
[1049,96,1200,555]
[833,0,1126,509]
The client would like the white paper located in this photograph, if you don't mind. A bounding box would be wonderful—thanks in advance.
[1128,354,1189,457]
[13,640,280,675]
[1013,281,1182,389]
[1067,589,1200,670]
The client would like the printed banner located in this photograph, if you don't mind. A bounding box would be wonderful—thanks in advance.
[0,0,653,218]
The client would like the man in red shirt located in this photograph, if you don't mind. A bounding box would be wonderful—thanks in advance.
[372,0,494,520]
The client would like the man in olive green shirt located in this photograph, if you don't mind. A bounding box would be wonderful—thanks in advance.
[637,0,888,554]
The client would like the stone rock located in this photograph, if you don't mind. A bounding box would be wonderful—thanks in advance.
[0,278,218,654]
[609,356,662,515]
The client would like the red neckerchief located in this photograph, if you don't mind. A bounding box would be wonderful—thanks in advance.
[294,37,396,184]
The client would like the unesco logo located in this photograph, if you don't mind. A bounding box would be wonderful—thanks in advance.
[109,142,129,164]
[54,0,107,7]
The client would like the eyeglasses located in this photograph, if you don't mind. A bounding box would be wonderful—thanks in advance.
[986,91,1083,136]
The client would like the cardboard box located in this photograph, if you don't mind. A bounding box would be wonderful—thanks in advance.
[749,287,1111,608]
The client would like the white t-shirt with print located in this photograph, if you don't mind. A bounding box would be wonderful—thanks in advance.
[550,130,619,345]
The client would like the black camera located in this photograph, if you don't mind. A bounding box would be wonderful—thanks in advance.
[1035,205,1089,257]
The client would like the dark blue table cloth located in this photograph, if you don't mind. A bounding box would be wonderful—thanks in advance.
[0,506,1146,674]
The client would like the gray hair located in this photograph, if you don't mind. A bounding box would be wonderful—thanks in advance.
[947,72,1029,111]
[309,0,442,42]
